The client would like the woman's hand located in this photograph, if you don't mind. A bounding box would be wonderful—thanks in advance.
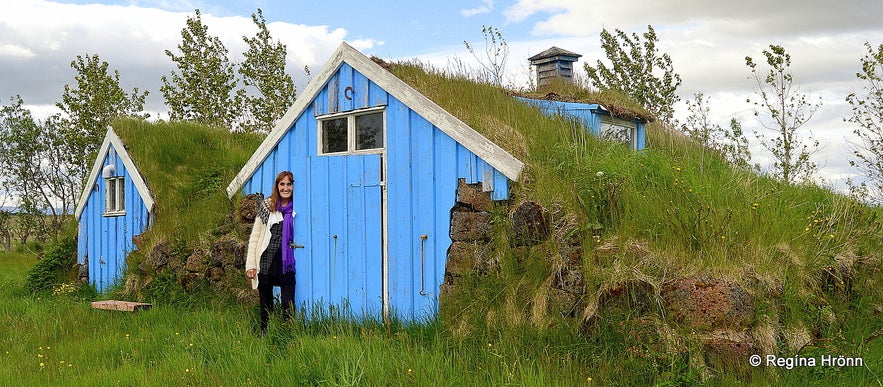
[246,268,256,279]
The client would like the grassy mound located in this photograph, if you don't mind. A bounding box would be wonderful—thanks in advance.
[388,61,883,381]
[109,118,263,302]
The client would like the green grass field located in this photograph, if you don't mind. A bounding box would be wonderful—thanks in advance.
[2,250,595,385]
[2,248,880,386]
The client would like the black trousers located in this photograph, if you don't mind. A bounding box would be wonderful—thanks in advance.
[257,272,295,333]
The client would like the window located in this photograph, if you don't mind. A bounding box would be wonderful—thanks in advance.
[322,117,348,153]
[600,116,637,149]
[355,113,383,150]
[104,176,125,216]
[319,109,384,154]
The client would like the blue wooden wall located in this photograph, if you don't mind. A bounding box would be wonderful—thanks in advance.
[77,146,150,292]
[241,63,510,321]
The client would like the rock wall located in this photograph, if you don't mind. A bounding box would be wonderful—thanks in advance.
[129,193,260,304]
[442,186,765,371]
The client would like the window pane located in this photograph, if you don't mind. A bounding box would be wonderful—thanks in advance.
[355,112,383,150]
[600,116,636,149]
[322,118,348,153]
[107,178,116,212]
[601,124,633,146]
[118,178,125,211]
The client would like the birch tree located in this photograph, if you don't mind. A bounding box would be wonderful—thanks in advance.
[57,53,148,174]
[0,97,69,240]
[681,92,753,170]
[846,41,883,203]
[746,45,821,184]
[161,9,239,128]
[238,8,296,134]
[585,25,681,125]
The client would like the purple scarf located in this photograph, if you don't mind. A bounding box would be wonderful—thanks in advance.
[277,200,295,274]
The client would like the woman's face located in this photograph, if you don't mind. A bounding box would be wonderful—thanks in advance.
[277,177,292,201]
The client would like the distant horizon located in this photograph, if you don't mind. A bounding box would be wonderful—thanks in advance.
[1,205,71,215]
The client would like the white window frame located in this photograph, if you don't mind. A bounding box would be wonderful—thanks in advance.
[317,107,386,156]
[600,115,638,149]
[103,176,126,216]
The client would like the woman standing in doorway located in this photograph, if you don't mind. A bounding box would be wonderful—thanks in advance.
[245,171,296,335]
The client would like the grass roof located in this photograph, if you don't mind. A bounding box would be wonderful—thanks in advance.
[111,118,263,245]
[383,59,882,281]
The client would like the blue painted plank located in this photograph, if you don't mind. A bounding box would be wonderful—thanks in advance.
[293,155,310,308]
[328,74,339,114]
[492,170,510,201]
[368,80,388,108]
[339,64,354,112]
[413,116,436,318]
[362,155,383,318]
[313,87,328,117]
[304,106,318,157]
[290,114,310,308]
[353,70,370,109]
[456,145,479,184]
[345,155,366,316]
[277,131,290,173]
[250,163,264,195]
[327,155,347,308]
[308,155,330,308]
[385,99,413,318]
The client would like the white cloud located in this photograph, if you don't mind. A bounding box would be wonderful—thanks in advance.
[492,0,883,190]
[0,0,358,114]
[461,0,494,17]
[0,44,35,58]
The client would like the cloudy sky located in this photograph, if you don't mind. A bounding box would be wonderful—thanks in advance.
[2,0,883,191]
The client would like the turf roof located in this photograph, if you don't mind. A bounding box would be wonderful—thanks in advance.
[375,56,655,124]
[109,118,263,241]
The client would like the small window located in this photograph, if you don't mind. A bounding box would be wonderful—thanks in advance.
[600,116,637,149]
[355,112,383,150]
[321,117,348,154]
[104,176,125,216]
[318,109,385,155]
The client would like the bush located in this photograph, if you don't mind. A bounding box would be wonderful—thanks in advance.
[24,233,76,294]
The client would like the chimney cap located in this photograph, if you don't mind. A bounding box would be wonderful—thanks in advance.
[528,46,582,63]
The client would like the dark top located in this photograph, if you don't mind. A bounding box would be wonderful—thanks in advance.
[258,222,294,286]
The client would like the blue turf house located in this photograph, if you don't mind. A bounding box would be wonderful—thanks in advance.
[227,42,524,321]
[517,97,647,150]
[74,127,154,292]
[522,46,647,150]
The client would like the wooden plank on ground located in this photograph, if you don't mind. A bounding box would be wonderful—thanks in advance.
[91,300,153,312]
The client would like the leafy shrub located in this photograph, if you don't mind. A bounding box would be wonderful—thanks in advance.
[24,233,76,294]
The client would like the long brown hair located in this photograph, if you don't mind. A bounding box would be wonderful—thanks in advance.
[268,171,293,209]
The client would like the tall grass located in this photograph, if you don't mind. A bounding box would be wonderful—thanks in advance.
[387,62,883,383]
[2,250,606,385]
[390,60,883,276]
[3,248,880,385]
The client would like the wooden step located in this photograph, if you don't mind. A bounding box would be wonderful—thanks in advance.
[91,300,153,312]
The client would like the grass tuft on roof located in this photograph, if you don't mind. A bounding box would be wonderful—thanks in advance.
[111,118,263,246]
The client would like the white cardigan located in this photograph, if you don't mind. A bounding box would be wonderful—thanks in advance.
[245,204,296,289]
